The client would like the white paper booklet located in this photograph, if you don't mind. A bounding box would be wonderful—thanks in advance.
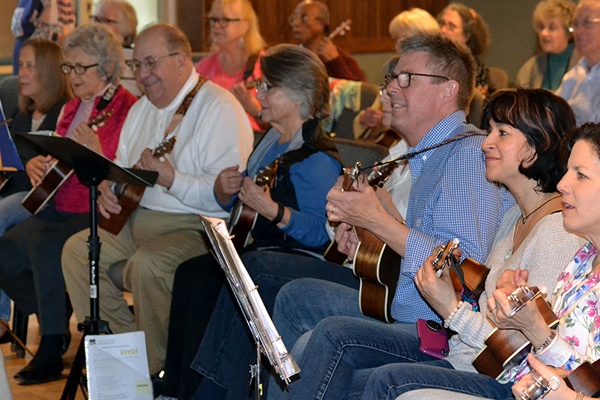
[85,331,153,400]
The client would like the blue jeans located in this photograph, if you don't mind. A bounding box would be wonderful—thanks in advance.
[0,191,31,235]
[0,191,32,322]
[190,250,359,400]
[268,315,512,400]
[272,278,365,351]
[267,278,419,399]
[363,362,512,400]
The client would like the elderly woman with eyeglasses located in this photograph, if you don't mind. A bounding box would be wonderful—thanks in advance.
[195,0,266,130]
[156,43,345,400]
[0,24,136,385]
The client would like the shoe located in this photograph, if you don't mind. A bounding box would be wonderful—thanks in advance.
[0,329,11,344]
[14,359,64,385]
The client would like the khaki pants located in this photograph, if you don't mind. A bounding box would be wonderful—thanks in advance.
[62,208,209,373]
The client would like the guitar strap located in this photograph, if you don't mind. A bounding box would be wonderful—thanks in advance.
[163,77,207,138]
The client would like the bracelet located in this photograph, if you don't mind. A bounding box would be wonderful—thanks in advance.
[533,330,557,354]
[443,301,464,329]
[269,203,285,225]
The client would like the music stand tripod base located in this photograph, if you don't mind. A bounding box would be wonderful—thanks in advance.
[15,133,157,400]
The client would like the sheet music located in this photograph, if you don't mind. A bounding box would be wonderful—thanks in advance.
[200,216,300,384]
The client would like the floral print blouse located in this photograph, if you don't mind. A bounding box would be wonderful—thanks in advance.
[502,242,600,382]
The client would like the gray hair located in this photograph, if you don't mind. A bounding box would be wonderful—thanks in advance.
[95,0,138,46]
[63,24,124,85]
[398,33,475,110]
[261,44,330,120]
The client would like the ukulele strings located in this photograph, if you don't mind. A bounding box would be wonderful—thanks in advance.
[356,132,486,174]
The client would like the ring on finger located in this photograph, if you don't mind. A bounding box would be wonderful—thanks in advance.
[331,206,336,214]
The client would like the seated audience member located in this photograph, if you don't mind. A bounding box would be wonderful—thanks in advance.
[197,0,266,131]
[61,23,254,376]
[556,0,600,124]
[0,24,137,385]
[91,0,142,96]
[354,8,439,141]
[189,33,513,400]
[438,3,493,97]
[158,43,344,400]
[288,0,365,81]
[516,0,579,90]
[268,89,584,400]
[0,38,72,341]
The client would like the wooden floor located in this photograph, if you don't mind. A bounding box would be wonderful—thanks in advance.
[4,313,89,400]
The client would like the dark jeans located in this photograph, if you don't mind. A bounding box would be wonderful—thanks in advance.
[190,250,360,400]
[160,254,227,399]
[0,205,86,335]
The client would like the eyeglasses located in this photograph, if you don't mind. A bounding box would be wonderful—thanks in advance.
[569,17,600,32]
[61,63,99,75]
[384,71,450,89]
[90,15,118,24]
[254,79,273,93]
[126,52,180,73]
[207,17,242,27]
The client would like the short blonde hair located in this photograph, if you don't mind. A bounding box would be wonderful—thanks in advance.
[389,8,439,40]
[533,0,576,36]
[208,0,266,55]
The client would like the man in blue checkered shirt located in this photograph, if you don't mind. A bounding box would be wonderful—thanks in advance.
[189,33,514,399]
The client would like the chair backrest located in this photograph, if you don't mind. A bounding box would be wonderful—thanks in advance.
[329,82,379,140]
[489,66,509,91]
[466,88,484,128]
[331,137,389,168]
[0,76,19,119]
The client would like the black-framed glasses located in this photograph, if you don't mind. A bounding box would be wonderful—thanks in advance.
[569,17,600,32]
[207,17,242,27]
[254,79,273,93]
[126,52,180,73]
[61,63,99,75]
[90,15,118,24]
[384,71,449,89]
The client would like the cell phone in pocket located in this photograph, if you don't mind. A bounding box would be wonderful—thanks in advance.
[416,319,449,359]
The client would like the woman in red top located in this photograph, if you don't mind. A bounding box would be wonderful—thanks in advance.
[0,24,137,385]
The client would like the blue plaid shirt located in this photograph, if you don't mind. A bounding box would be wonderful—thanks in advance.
[391,111,514,323]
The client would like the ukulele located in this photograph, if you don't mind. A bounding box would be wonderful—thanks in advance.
[21,110,114,215]
[228,158,279,250]
[323,161,402,323]
[432,239,490,299]
[565,359,600,397]
[472,285,559,380]
[328,19,351,39]
[324,159,402,264]
[99,136,177,235]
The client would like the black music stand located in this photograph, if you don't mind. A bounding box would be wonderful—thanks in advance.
[17,133,157,399]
